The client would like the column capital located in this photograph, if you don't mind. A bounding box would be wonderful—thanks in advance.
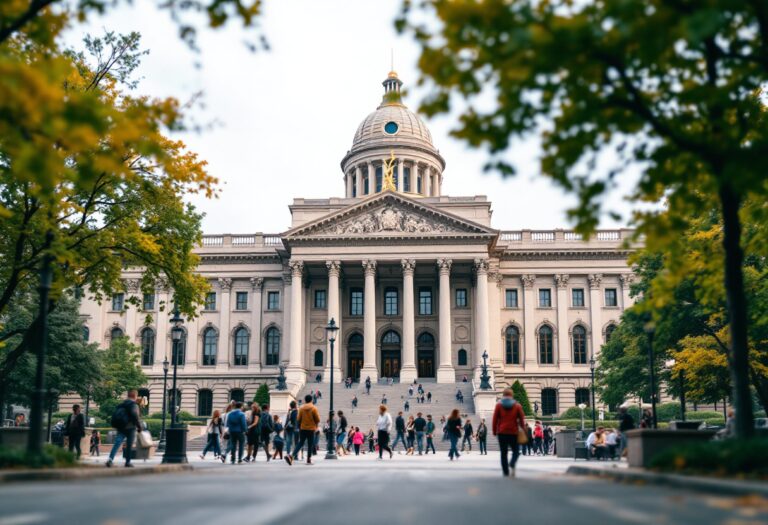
[123,278,140,293]
[473,258,490,274]
[401,258,416,274]
[436,258,452,274]
[554,274,570,289]
[619,273,635,288]
[489,271,504,288]
[249,277,264,291]
[326,260,342,277]
[588,273,603,289]
[362,259,377,276]
[289,260,304,277]
[155,277,170,293]
[521,274,536,288]
[217,277,233,292]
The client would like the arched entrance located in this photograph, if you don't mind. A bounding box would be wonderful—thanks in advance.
[380,330,401,378]
[347,333,364,381]
[417,332,436,378]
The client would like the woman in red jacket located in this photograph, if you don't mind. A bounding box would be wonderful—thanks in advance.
[492,387,526,477]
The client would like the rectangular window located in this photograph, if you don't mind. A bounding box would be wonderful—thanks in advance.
[417,175,422,194]
[350,288,363,316]
[605,288,618,307]
[419,288,433,316]
[384,287,398,316]
[539,288,552,307]
[572,288,585,307]
[267,291,280,310]
[111,293,124,311]
[142,293,155,311]
[455,288,467,308]
[505,289,518,308]
[235,291,248,310]
[314,289,327,309]
[364,176,370,195]
[403,167,411,192]
[375,166,383,192]
[352,183,357,198]
[204,292,216,311]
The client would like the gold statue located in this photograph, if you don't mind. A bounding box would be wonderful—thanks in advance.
[382,150,397,191]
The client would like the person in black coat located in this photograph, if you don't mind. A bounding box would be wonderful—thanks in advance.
[65,404,86,459]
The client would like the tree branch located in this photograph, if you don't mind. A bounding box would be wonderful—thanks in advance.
[0,0,57,45]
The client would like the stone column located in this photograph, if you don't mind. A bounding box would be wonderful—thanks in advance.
[555,274,570,365]
[287,260,305,381]
[397,159,404,192]
[620,274,634,310]
[217,277,232,366]
[437,258,455,383]
[423,165,431,197]
[249,277,263,367]
[435,171,441,196]
[588,274,603,361]
[123,279,140,344]
[400,259,417,382]
[325,261,342,383]
[361,260,378,381]
[355,165,363,197]
[473,259,490,374]
[366,162,374,195]
[522,275,537,367]
[345,172,353,197]
[155,278,170,365]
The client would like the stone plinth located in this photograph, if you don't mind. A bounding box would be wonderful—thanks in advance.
[626,428,717,468]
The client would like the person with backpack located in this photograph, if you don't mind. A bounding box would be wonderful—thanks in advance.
[224,402,247,464]
[106,390,142,468]
[492,387,526,477]
[284,400,298,457]
[285,394,320,466]
[259,404,273,461]
[65,404,86,459]
[200,409,223,459]
[244,403,261,462]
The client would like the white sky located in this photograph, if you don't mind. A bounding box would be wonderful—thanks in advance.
[72,0,638,234]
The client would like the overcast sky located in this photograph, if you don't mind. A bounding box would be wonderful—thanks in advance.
[74,0,638,234]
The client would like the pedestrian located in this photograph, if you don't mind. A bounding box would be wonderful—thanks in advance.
[605,428,618,460]
[406,415,415,455]
[316,373,322,383]
[462,375,468,383]
[65,404,85,459]
[427,392,432,403]
[376,404,393,460]
[106,390,142,468]
[533,421,544,455]
[200,409,223,459]
[285,394,320,466]
[446,409,462,461]
[392,411,407,452]
[244,403,261,462]
[259,404,274,461]
[526,425,533,455]
[477,418,488,455]
[492,387,526,478]
[89,429,101,456]
[425,414,437,454]
[543,425,553,455]
[617,405,635,459]
[404,400,410,412]
[408,386,414,397]
[440,415,448,441]
[352,426,364,455]
[224,402,247,464]
[220,401,235,461]
[640,408,653,428]
[336,410,348,456]
[381,393,387,405]
[420,394,425,404]
[418,384,424,395]
[272,415,284,460]
[365,376,372,395]
[414,412,427,455]
[461,418,474,452]
[285,400,298,457]
[367,427,375,453]
[352,395,358,408]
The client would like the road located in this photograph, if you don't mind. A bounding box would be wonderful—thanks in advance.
[0,454,765,525]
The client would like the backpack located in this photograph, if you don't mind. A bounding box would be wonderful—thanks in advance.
[261,412,274,434]
[111,404,130,431]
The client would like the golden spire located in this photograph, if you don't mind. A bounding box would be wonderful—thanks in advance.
[382,150,397,191]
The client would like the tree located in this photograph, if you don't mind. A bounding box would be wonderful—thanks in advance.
[398,0,768,438]
[91,337,147,407]
[253,384,270,407]
[511,380,532,416]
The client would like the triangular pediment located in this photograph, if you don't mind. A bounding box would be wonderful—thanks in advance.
[283,192,497,244]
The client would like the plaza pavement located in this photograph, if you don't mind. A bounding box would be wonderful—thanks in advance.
[1,453,766,525]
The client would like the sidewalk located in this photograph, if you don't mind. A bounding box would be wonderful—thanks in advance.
[0,461,193,484]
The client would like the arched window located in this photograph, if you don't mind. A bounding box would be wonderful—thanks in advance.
[110,327,124,346]
[314,349,324,367]
[234,327,249,366]
[82,325,90,343]
[457,348,468,366]
[230,388,245,403]
[575,387,591,407]
[140,328,155,366]
[138,388,150,416]
[505,326,520,364]
[173,331,187,366]
[538,325,554,364]
[541,388,558,416]
[572,325,587,364]
[202,327,218,366]
[197,389,213,416]
[605,324,617,344]
[266,327,280,366]
[382,331,400,344]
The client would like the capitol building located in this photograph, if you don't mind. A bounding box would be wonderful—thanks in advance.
[80,72,636,417]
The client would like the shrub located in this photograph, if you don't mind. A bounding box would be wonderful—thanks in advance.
[559,406,604,420]
[511,381,533,416]
[148,411,197,422]
[0,445,76,469]
[650,438,768,479]
[253,384,270,407]
[97,398,120,421]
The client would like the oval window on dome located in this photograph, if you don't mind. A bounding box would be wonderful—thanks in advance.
[384,121,399,134]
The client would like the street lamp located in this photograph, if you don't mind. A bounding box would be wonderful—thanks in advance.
[162,307,187,464]
[589,356,597,432]
[577,403,586,432]
[158,357,170,451]
[479,351,492,390]
[325,318,339,460]
[644,322,658,429]
[665,357,686,422]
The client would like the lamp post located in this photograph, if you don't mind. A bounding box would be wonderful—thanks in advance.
[589,356,597,432]
[162,308,187,463]
[325,318,339,460]
[158,357,170,451]
[479,351,492,390]
[665,358,686,422]
[577,403,586,432]
[645,323,658,429]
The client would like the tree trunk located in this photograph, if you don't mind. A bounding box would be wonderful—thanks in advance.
[718,184,754,438]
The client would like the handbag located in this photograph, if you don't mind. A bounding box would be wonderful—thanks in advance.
[517,425,529,445]
[137,430,153,448]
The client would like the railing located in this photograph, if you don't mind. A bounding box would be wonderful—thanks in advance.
[564,232,583,241]
[199,234,283,248]
[498,229,630,243]
[202,236,223,246]
[531,231,555,242]
[500,231,522,241]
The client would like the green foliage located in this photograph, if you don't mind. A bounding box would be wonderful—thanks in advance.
[92,338,147,407]
[253,384,270,407]
[97,399,120,422]
[0,444,76,469]
[149,411,198,422]
[650,439,768,479]
[511,381,532,416]
[560,406,599,421]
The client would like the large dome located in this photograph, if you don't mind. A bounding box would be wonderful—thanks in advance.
[351,104,435,153]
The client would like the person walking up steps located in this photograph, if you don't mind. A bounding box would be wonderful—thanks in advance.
[376,405,393,460]
[492,388,526,478]
[392,411,407,453]
[446,409,462,461]
[365,376,372,395]
[285,394,320,466]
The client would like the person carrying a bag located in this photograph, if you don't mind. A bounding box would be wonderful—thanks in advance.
[492,387,526,478]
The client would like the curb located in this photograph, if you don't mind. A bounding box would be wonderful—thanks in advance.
[0,464,194,484]
[566,465,768,497]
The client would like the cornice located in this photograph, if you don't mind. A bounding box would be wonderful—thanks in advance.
[500,250,633,261]
[199,254,282,265]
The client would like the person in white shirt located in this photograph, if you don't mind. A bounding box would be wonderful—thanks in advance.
[605,429,618,459]
[376,404,393,460]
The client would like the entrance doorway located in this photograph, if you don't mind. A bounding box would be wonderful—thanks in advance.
[347,333,364,381]
[417,332,436,378]
[380,330,401,378]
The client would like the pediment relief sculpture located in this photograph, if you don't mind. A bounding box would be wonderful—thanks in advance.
[315,204,459,236]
